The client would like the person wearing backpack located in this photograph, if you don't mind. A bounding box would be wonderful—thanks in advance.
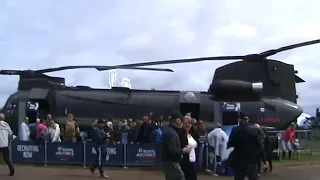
[64,114,79,142]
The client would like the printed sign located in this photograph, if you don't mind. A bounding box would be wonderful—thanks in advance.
[85,142,123,166]
[220,102,240,112]
[11,140,45,164]
[126,143,161,166]
[46,142,83,165]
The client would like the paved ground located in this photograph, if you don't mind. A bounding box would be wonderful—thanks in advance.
[0,164,320,180]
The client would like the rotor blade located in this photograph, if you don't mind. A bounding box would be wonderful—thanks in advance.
[96,67,173,72]
[260,39,320,57]
[0,70,23,75]
[103,56,245,68]
[34,66,174,73]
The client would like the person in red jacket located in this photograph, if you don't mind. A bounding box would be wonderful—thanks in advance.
[281,123,296,160]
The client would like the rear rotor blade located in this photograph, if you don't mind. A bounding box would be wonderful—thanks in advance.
[0,70,23,75]
[260,39,320,57]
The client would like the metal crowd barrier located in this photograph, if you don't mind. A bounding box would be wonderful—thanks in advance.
[267,129,312,160]
[8,137,220,173]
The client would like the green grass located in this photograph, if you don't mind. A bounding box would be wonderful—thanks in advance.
[274,152,320,166]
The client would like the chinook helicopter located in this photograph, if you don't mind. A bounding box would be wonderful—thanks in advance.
[0,39,319,134]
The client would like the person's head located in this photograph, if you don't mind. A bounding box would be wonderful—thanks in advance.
[92,119,98,125]
[36,118,40,123]
[131,120,137,127]
[40,119,46,124]
[170,111,183,127]
[253,123,261,129]
[0,113,5,121]
[106,121,113,129]
[24,117,29,123]
[67,114,74,121]
[50,120,55,128]
[97,118,105,128]
[290,123,297,129]
[238,112,249,124]
[183,116,193,132]
[47,114,52,120]
[185,112,192,117]
[214,122,222,129]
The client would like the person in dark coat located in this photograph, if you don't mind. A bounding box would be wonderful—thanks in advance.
[90,118,108,178]
[136,115,155,143]
[227,113,262,180]
[253,123,266,176]
[162,111,192,180]
[128,120,139,143]
[263,129,277,173]
[179,116,199,180]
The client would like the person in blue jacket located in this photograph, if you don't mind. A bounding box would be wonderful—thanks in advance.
[90,118,108,178]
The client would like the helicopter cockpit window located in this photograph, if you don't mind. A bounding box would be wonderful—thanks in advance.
[5,95,19,110]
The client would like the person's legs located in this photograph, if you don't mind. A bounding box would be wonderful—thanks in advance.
[233,166,246,180]
[246,164,258,180]
[285,141,292,160]
[281,140,288,159]
[163,162,185,180]
[0,147,15,175]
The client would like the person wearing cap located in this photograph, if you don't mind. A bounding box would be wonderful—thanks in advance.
[162,111,192,180]
[227,112,261,180]
[90,118,108,178]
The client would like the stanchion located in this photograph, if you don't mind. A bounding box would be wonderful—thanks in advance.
[123,143,127,169]
[44,141,47,166]
[83,142,86,168]
[204,142,211,173]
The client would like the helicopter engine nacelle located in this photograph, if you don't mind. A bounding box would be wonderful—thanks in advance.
[209,80,263,94]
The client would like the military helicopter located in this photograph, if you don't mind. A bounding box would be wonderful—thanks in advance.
[1,39,319,134]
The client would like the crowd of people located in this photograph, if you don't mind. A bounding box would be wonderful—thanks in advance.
[1,110,299,179]
[161,111,285,180]
[18,113,207,145]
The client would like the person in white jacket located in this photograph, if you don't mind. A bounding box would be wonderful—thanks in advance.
[48,120,61,142]
[19,117,30,141]
[207,123,228,175]
[0,113,15,176]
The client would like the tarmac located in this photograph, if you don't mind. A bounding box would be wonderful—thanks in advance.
[0,164,319,180]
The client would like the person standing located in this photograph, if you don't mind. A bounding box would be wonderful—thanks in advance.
[180,116,198,180]
[281,123,296,160]
[227,112,261,180]
[207,123,228,176]
[19,117,30,141]
[253,123,266,176]
[161,111,191,180]
[90,118,108,178]
[0,113,15,176]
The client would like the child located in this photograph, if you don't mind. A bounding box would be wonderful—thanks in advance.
[292,139,300,159]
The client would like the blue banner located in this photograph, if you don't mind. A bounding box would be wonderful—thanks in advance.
[85,142,123,166]
[46,142,84,165]
[11,140,45,164]
[126,143,161,166]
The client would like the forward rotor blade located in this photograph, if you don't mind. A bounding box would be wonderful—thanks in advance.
[0,70,23,75]
[259,39,320,57]
[34,66,173,73]
[106,56,244,68]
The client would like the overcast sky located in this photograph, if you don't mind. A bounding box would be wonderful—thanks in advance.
[0,0,319,115]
